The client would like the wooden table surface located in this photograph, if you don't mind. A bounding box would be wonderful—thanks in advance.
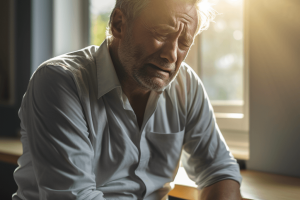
[170,168,300,200]
[240,170,300,200]
[1,137,300,200]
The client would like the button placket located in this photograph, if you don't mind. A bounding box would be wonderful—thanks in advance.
[134,92,162,199]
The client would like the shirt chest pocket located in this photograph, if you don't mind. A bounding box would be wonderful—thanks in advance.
[146,130,185,179]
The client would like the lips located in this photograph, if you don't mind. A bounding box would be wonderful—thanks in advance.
[148,63,171,74]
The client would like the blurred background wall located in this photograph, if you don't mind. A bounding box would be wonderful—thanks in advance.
[247,0,300,177]
[0,1,89,199]
[1,1,31,198]
[0,0,89,138]
[0,0,31,138]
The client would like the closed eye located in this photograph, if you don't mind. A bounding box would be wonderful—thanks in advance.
[179,36,193,49]
[178,40,191,49]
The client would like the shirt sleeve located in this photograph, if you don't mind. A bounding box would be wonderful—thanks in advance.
[181,68,242,190]
[20,65,105,200]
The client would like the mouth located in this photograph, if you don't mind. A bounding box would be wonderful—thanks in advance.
[147,63,171,74]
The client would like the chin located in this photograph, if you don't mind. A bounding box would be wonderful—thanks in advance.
[133,68,181,92]
[135,76,168,92]
[147,71,180,92]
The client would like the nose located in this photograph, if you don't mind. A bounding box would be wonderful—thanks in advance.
[160,39,178,64]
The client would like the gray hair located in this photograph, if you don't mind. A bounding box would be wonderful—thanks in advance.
[106,0,216,40]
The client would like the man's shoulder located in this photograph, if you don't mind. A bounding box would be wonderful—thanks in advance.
[39,45,99,72]
[30,45,100,99]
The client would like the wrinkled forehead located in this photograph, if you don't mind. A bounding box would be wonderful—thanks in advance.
[138,0,198,35]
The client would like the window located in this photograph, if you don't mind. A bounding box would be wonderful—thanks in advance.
[184,1,249,160]
[202,0,244,102]
[90,0,115,46]
[185,0,248,132]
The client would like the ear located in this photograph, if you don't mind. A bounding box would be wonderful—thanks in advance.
[111,8,126,39]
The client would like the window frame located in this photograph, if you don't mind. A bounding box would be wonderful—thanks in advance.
[185,0,249,160]
[187,0,249,133]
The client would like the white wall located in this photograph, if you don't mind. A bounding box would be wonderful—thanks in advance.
[31,0,53,74]
[246,0,300,177]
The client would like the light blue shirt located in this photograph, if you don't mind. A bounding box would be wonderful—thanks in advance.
[13,41,242,200]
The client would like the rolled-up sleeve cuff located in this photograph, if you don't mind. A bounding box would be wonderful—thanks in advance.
[197,171,243,190]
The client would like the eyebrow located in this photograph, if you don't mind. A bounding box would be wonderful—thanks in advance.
[153,25,178,33]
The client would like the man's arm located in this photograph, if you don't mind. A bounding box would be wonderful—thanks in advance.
[20,65,105,200]
[180,66,242,199]
[199,180,242,200]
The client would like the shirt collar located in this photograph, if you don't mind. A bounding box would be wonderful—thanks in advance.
[96,40,121,99]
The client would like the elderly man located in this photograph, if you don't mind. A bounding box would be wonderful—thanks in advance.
[13,0,242,199]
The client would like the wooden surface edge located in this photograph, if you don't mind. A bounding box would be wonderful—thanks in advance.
[0,152,19,165]
[168,184,252,200]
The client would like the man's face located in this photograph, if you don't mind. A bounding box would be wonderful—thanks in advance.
[118,0,198,92]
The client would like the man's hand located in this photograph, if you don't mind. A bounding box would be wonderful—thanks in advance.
[199,179,242,200]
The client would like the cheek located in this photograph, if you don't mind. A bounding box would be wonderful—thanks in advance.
[175,51,188,69]
[135,32,163,56]
[147,38,163,54]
